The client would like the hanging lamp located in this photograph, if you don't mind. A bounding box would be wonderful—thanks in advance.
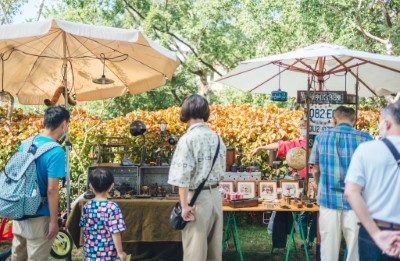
[92,53,114,85]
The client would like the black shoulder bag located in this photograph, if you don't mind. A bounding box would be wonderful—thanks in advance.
[382,138,400,167]
[169,136,221,230]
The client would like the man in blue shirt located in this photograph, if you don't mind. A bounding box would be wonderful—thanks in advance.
[309,106,373,261]
[12,106,70,261]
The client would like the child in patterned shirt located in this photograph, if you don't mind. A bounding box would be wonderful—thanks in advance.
[79,168,127,261]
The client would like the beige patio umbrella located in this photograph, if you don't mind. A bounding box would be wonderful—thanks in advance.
[0,19,180,214]
[0,19,180,105]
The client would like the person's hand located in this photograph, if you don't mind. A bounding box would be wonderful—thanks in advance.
[372,230,400,257]
[250,147,262,156]
[181,205,195,222]
[46,221,59,240]
[117,251,128,261]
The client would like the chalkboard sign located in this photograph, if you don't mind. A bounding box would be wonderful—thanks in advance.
[271,90,288,101]
[297,91,346,104]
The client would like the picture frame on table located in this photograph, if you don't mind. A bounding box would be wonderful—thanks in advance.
[236,180,256,199]
[280,180,300,197]
[258,180,278,200]
[219,181,235,194]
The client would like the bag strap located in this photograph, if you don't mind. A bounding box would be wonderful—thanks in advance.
[22,135,60,158]
[22,136,36,153]
[188,136,221,207]
[34,141,60,159]
[382,138,400,167]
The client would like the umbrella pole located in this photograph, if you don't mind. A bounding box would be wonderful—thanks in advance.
[355,69,359,129]
[305,74,311,198]
[62,32,71,217]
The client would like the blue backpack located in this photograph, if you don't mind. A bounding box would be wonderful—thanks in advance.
[0,136,60,219]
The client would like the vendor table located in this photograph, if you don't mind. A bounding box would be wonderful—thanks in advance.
[67,198,182,260]
[223,203,319,261]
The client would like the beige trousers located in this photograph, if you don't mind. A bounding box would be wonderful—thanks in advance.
[182,187,223,261]
[319,206,359,261]
[11,216,54,261]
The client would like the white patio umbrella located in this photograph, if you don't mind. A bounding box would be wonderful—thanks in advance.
[217,43,400,195]
[217,43,400,97]
[0,19,180,213]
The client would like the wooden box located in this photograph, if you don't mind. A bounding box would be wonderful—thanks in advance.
[229,198,258,208]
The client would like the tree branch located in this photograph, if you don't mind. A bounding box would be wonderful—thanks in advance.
[322,1,389,47]
[355,17,389,45]
[378,0,392,27]
[36,0,45,21]
[122,0,223,76]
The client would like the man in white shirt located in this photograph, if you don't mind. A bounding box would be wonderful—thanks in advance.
[345,100,400,260]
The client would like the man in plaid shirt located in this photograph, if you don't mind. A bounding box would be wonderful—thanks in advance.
[309,106,373,261]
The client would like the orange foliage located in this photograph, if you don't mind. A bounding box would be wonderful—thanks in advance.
[0,104,380,177]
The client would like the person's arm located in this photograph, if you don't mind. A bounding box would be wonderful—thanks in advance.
[179,187,195,222]
[311,164,320,192]
[345,182,400,256]
[111,232,127,261]
[251,142,278,156]
[46,177,60,240]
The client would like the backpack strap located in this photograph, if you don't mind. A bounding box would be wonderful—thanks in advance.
[34,141,61,159]
[382,138,400,167]
[22,136,37,153]
[21,135,60,158]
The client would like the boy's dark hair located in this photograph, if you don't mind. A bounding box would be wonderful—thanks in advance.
[334,106,356,122]
[89,168,114,193]
[179,94,210,123]
[44,106,70,131]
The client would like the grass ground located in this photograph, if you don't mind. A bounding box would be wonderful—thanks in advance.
[1,224,347,261]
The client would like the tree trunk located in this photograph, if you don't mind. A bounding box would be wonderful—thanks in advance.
[196,70,209,98]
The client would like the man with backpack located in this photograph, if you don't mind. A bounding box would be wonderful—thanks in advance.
[11,106,70,261]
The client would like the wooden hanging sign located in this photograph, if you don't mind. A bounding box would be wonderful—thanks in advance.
[297,90,347,104]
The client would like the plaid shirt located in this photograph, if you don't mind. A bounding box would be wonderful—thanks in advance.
[309,123,373,210]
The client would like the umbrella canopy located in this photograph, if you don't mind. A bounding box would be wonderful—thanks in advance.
[0,19,180,104]
[217,43,400,97]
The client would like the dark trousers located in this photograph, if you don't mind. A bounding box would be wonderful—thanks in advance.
[359,225,400,261]
[299,212,317,243]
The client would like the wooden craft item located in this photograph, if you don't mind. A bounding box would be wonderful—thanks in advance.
[229,198,258,208]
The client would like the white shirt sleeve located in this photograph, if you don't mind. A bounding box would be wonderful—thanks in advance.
[345,145,366,188]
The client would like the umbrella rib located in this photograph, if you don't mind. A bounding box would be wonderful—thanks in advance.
[278,61,312,74]
[15,31,65,98]
[69,34,137,87]
[347,69,377,96]
[67,34,109,58]
[17,31,64,58]
[356,57,400,74]
[247,60,302,93]
[329,61,368,74]
[296,58,316,73]
[1,30,61,57]
[331,56,377,96]
[216,62,274,81]
[326,57,355,74]
[70,34,167,76]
